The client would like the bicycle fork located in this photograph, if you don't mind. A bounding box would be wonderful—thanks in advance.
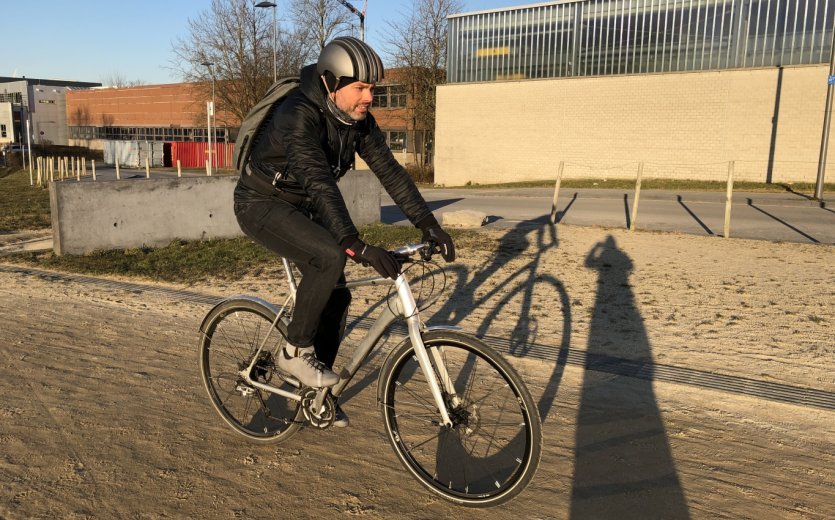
[394,275,456,428]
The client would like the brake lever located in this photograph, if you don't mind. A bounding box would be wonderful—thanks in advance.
[421,241,438,261]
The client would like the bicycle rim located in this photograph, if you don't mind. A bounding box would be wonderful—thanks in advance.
[380,332,541,506]
[199,300,302,443]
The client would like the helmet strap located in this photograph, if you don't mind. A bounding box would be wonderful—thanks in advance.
[320,75,356,127]
[321,71,339,93]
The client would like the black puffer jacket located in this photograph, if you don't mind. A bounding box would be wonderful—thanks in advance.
[238,63,432,244]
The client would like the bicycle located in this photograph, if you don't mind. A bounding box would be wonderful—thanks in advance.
[198,242,542,507]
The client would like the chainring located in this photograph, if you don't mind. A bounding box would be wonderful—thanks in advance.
[300,387,335,429]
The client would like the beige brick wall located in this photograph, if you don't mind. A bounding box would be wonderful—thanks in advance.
[435,64,834,186]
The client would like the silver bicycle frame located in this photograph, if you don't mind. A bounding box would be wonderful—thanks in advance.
[239,247,455,428]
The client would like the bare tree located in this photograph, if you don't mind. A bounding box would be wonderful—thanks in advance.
[170,0,308,125]
[384,0,462,168]
[100,72,146,88]
[289,0,355,55]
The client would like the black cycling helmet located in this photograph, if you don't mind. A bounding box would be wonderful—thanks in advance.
[317,36,384,91]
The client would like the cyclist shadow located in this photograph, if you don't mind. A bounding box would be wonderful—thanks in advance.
[570,235,689,519]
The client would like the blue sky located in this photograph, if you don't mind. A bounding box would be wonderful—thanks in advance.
[0,0,524,85]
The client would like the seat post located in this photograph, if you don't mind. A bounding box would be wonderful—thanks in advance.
[281,258,298,303]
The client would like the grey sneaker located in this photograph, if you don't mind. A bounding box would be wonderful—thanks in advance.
[277,346,339,388]
[333,404,349,428]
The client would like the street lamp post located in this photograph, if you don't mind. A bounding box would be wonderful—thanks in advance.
[200,61,216,175]
[256,1,277,82]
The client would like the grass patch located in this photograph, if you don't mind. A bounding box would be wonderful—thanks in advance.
[6,224,494,284]
[7,237,276,284]
[451,178,835,193]
[0,168,51,232]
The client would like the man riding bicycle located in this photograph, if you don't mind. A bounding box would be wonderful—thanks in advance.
[233,37,455,427]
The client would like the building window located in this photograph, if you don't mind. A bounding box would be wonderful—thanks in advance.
[372,88,388,108]
[389,85,406,108]
[388,131,406,152]
[68,125,226,142]
[1,124,6,138]
[374,85,407,109]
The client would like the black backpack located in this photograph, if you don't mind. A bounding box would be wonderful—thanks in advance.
[232,76,301,175]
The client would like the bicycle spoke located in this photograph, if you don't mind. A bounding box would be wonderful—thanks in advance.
[214,324,253,366]
[393,410,440,425]
[210,348,246,366]
[402,429,446,452]
[231,309,256,355]
[457,379,512,410]
[200,300,303,442]
[396,380,439,414]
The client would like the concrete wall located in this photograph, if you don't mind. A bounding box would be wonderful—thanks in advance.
[434,64,834,186]
[50,171,382,255]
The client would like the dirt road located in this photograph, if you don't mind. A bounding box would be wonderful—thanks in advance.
[1,224,833,519]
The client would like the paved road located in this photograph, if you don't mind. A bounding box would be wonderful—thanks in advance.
[40,166,835,244]
[384,187,835,244]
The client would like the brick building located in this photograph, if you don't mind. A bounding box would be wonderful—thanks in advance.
[66,69,422,168]
[67,82,232,147]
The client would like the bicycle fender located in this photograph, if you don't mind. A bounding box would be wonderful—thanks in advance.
[422,325,463,333]
[198,295,280,333]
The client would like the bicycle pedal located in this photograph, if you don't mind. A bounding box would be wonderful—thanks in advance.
[235,384,256,397]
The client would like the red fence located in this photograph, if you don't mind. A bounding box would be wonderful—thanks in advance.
[169,142,234,169]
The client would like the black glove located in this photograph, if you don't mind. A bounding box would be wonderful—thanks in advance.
[417,215,455,262]
[342,237,400,279]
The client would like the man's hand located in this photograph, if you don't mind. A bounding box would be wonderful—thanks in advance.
[418,216,455,262]
[343,238,400,279]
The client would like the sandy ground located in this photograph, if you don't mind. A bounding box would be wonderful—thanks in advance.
[0,223,833,519]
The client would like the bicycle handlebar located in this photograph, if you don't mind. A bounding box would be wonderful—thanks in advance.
[391,242,438,261]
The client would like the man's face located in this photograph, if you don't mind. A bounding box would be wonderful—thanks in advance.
[332,80,375,121]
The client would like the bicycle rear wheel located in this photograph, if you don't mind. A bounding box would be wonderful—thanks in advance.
[199,298,302,443]
[379,330,542,507]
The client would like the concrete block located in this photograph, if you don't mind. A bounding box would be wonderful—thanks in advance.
[50,171,382,255]
[338,170,382,227]
[441,209,488,228]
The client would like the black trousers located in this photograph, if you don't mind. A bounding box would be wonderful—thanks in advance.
[234,195,351,369]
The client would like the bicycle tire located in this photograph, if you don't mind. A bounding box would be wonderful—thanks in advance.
[378,330,542,507]
[199,298,302,443]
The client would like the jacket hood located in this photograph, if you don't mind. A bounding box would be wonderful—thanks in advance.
[299,63,327,108]
[299,63,357,127]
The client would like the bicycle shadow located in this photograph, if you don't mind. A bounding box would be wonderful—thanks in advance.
[341,220,573,495]
[433,221,571,422]
[340,220,571,425]
[570,235,689,519]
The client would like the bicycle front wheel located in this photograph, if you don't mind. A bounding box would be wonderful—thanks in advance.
[379,331,542,507]
[199,298,302,443]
